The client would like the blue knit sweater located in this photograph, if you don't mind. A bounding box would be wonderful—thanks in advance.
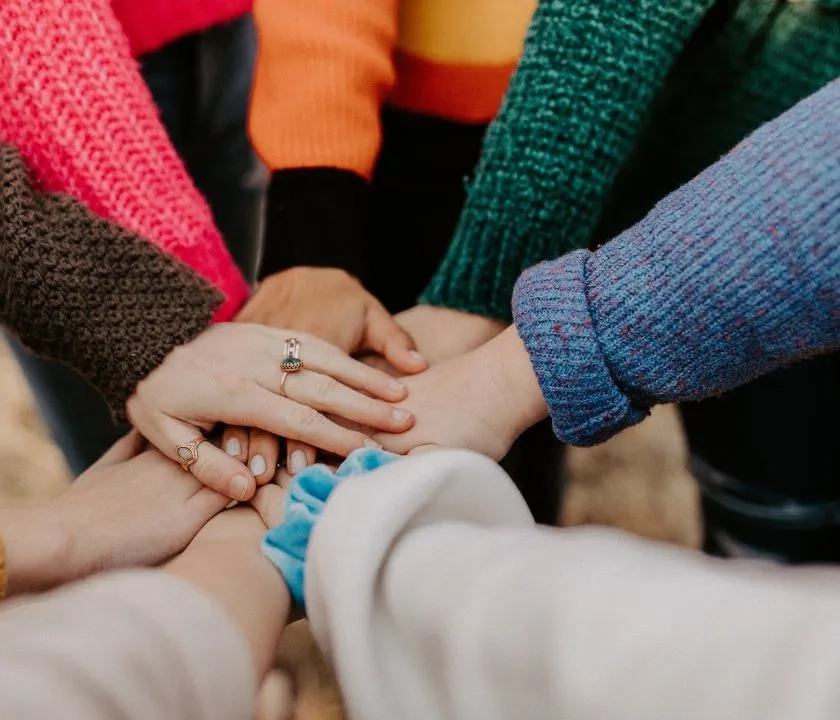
[512,79,840,447]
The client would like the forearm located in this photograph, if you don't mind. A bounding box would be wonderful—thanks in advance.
[166,540,291,680]
[421,0,714,320]
[0,144,221,419]
[513,79,840,446]
[0,571,255,720]
[0,0,247,318]
[308,450,840,720]
[250,0,398,280]
[0,508,73,597]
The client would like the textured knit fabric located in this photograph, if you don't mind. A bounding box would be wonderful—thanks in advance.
[250,0,535,282]
[249,0,535,179]
[0,144,221,420]
[422,0,840,320]
[420,0,716,320]
[308,449,840,720]
[263,449,400,605]
[112,0,252,57]
[0,0,248,321]
[0,571,254,719]
[512,79,840,447]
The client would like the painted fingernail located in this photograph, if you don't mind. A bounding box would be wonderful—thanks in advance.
[250,454,267,476]
[389,379,406,393]
[230,475,249,500]
[364,439,383,449]
[289,450,307,474]
[410,350,425,364]
[392,409,411,423]
[225,438,241,457]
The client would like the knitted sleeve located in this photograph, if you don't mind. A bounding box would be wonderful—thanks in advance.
[0,144,222,421]
[249,0,398,281]
[512,79,840,447]
[420,0,715,321]
[0,0,248,321]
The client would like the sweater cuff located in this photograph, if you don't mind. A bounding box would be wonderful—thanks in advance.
[259,169,370,281]
[512,250,648,446]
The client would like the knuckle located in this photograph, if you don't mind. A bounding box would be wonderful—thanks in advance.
[293,405,322,430]
[313,373,339,398]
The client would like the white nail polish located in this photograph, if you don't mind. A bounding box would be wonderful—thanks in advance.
[225,438,241,457]
[290,450,307,474]
[250,454,267,476]
[389,379,406,393]
[364,439,383,449]
[392,409,411,422]
[410,350,425,363]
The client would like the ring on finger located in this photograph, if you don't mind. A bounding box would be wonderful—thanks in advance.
[281,337,303,373]
[279,370,292,398]
[175,438,207,472]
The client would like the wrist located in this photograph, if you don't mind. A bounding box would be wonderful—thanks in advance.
[479,326,548,439]
[0,507,77,596]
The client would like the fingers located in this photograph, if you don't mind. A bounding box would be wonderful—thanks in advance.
[286,440,316,475]
[273,332,408,402]
[90,430,146,468]
[144,414,257,501]
[223,385,381,458]
[364,302,427,375]
[254,670,294,720]
[248,428,280,485]
[221,426,249,463]
[251,481,287,528]
[265,369,414,434]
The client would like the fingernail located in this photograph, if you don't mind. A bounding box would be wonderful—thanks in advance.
[225,438,241,457]
[250,454,267,476]
[410,350,425,364]
[230,475,249,500]
[225,499,239,510]
[289,450,307,474]
[364,439,383,449]
[389,379,406,393]
[392,409,411,423]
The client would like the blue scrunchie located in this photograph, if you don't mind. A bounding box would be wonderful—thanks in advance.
[261,448,401,606]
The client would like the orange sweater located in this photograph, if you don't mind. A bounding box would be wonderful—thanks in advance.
[249,0,536,179]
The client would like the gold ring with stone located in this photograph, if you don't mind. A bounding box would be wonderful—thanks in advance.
[281,337,303,373]
[279,371,291,398]
[176,438,207,472]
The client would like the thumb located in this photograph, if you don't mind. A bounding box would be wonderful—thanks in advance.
[363,303,427,375]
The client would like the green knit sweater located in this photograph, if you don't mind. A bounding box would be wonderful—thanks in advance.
[420,0,840,321]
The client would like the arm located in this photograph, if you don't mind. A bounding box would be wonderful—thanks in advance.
[0,0,247,320]
[307,450,840,720]
[249,0,398,280]
[420,0,715,321]
[0,143,221,419]
[513,78,840,446]
[0,506,288,720]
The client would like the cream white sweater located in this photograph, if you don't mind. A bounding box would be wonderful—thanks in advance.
[5,450,840,719]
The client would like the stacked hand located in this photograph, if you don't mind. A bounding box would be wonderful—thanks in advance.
[126,323,414,501]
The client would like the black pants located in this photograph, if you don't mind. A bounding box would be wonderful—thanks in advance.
[684,350,840,563]
[9,16,266,476]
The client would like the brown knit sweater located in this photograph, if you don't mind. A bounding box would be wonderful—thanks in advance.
[0,144,222,419]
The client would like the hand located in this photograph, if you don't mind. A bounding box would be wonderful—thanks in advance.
[394,305,507,365]
[51,432,231,582]
[374,327,549,460]
[238,267,427,371]
[126,324,414,501]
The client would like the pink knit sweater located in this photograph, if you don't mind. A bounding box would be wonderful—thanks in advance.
[0,0,249,321]
[113,0,253,56]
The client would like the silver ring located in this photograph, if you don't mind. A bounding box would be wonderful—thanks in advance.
[281,338,303,373]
